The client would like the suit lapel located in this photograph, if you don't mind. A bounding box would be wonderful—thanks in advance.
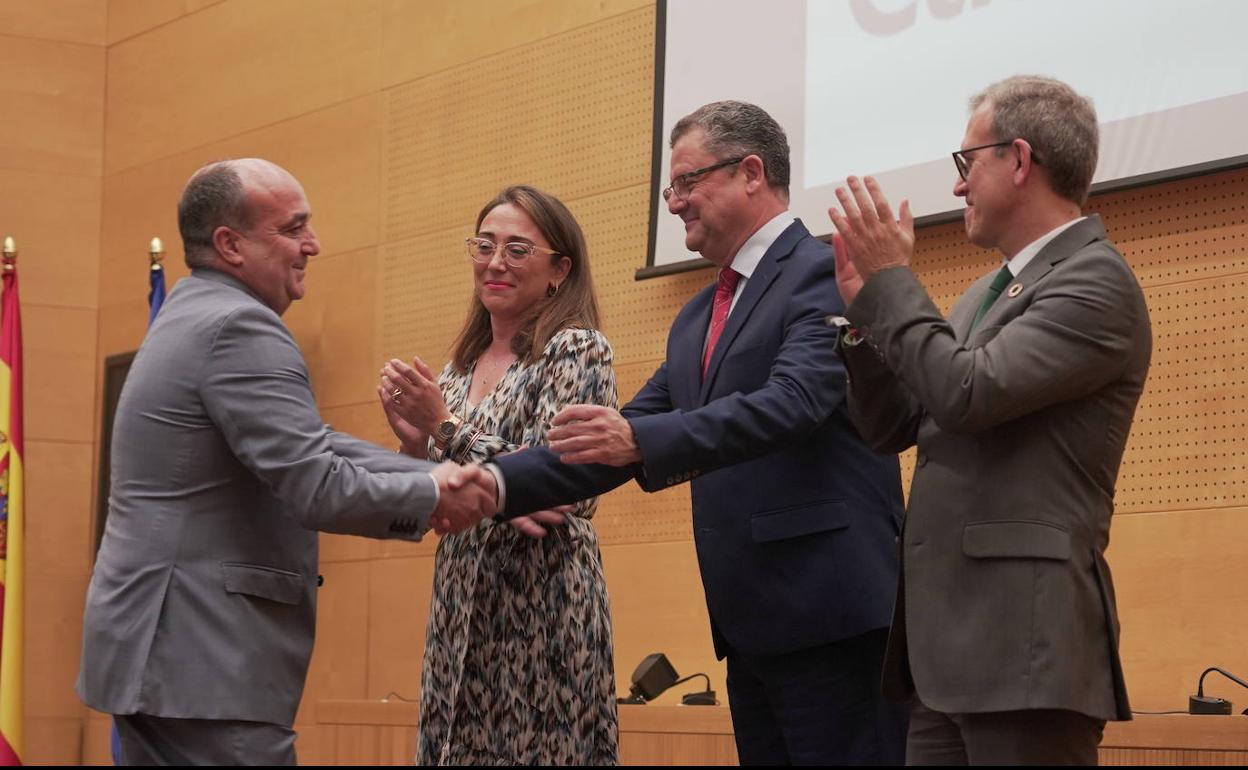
[674,288,714,405]
[697,220,806,404]
[971,215,1109,336]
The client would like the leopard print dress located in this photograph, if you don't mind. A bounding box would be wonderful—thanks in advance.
[417,328,619,766]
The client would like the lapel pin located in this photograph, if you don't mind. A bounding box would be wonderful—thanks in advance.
[1006,282,1023,298]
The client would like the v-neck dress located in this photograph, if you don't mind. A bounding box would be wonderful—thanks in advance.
[416,327,620,766]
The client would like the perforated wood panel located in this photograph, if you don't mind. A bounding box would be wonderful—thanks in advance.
[1117,273,1248,511]
[378,5,657,377]
[904,169,1248,517]
[381,8,654,243]
[1087,171,1248,513]
[378,228,476,366]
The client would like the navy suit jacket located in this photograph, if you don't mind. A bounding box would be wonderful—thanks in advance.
[494,220,903,658]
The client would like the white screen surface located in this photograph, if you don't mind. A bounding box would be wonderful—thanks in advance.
[646,0,1248,272]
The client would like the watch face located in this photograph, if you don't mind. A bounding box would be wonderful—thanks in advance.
[438,420,456,438]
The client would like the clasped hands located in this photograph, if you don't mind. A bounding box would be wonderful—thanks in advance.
[428,460,573,539]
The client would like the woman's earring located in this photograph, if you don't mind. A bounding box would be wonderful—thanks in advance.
[547,283,559,298]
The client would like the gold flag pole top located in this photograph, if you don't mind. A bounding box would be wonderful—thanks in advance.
[2,236,15,272]
[149,236,164,271]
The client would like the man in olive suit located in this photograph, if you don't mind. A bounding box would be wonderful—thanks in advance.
[828,76,1150,764]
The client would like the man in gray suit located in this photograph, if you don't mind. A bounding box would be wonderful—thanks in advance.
[827,76,1151,764]
[77,158,497,765]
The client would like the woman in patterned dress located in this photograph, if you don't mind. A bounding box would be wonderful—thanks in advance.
[377,185,619,765]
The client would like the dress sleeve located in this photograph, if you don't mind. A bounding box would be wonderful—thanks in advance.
[425,361,514,464]
[431,330,619,484]
[526,328,619,518]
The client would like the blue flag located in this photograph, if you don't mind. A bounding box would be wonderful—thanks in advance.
[148,264,167,327]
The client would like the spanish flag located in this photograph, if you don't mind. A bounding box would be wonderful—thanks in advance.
[0,242,24,765]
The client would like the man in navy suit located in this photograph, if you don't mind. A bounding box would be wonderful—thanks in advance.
[489,101,907,764]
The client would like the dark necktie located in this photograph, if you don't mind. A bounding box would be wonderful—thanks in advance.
[702,268,741,378]
[969,265,1013,332]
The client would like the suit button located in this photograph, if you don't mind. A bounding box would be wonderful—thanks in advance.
[917,454,928,467]
[666,476,675,485]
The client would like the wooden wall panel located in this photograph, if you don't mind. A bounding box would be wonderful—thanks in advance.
[24,306,97,443]
[96,297,148,360]
[98,156,198,311]
[24,575,88,719]
[99,94,382,317]
[602,540,723,706]
[365,555,437,700]
[105,0,223,45]
[81,711,112,765]
[321,401,403,453]
[24,717,84,766]
[0,34,105,177]
[320,533,376,566]
[0,0,106,45]
[285,247,380,410]
[1108,506,1248,712]
[380,0,653,90]
[298,560,372,726]
[24,441,94,578]
[104,0,383,173]
[0,168,100,309]
[377,228,477,367]
[380,7,653,241]
[1117,275,1247,512]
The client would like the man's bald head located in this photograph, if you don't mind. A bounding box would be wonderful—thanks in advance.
[177,158,299,269]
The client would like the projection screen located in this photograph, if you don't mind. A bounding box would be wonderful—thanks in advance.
[641,0,1248,277]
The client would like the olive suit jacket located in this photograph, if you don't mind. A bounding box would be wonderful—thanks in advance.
[843,216,1150,720]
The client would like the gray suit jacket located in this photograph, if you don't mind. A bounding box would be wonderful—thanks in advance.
[843,216,1150,721]
[77,269,439,726]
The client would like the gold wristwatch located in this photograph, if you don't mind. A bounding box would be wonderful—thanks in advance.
[433,414,463,450]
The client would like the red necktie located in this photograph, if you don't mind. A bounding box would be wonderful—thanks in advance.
[702,268,741,378]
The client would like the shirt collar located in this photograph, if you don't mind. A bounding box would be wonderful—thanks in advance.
[727,211,795,280]
[1007,216,1085,276]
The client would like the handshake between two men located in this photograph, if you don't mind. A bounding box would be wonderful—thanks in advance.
[426,458,573,539]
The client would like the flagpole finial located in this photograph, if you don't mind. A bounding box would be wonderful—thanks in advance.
[149,237,165,270]
[2,236,15,272]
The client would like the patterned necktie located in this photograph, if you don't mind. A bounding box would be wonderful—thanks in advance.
[969,265,1013,332]
[702,267,741,378]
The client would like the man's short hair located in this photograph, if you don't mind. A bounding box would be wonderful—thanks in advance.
[971,75,1099,206]
[671,101,791,199]
[177,161,252,268]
